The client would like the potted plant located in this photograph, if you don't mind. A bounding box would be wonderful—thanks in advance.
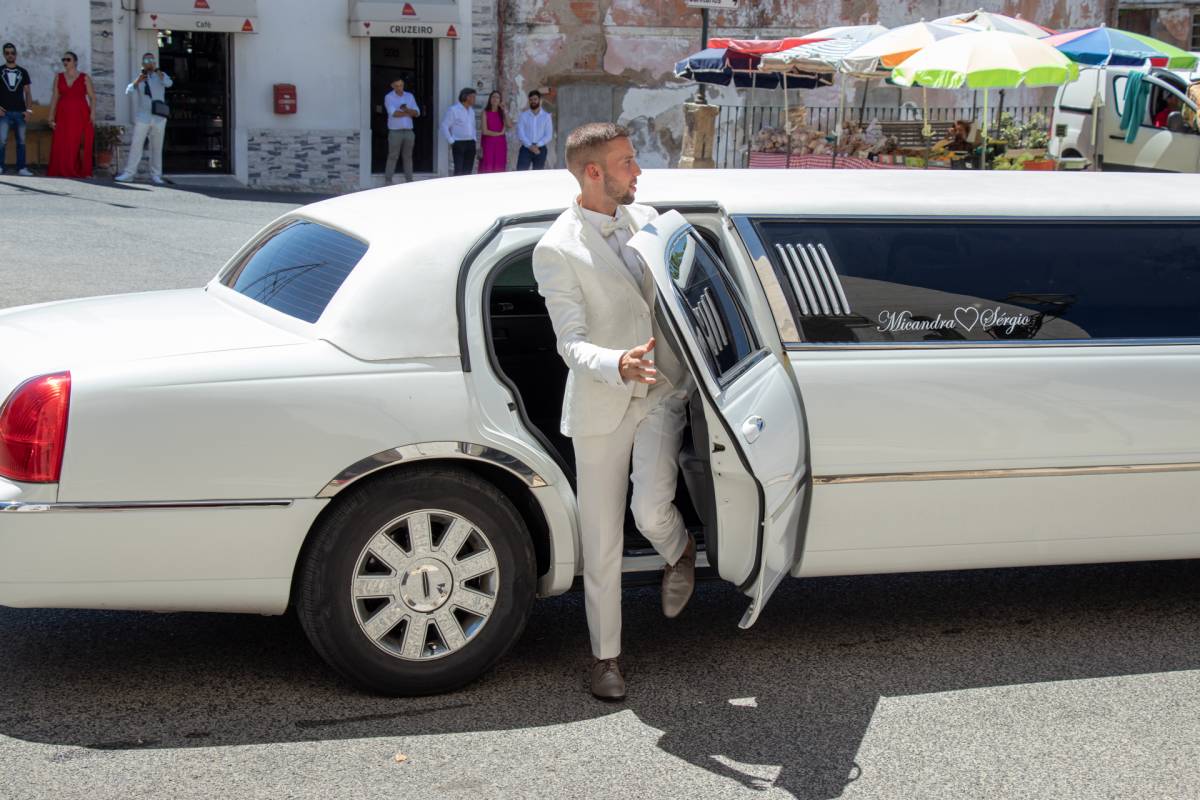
[93,124,124,171]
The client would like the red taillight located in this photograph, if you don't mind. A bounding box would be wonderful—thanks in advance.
[0,372,71,483]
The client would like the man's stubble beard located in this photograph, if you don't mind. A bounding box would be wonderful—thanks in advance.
[602,172,635,206]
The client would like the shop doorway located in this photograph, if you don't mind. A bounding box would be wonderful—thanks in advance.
[370,38,435,175]
[156,30,232,174]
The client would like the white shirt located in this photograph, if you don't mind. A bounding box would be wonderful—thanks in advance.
[440,102,476,143]
[517,108,554,149]
[579,205,643,284]
[384,90,418,131]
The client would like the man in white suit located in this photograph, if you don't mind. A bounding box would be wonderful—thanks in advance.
[533,123,695,700]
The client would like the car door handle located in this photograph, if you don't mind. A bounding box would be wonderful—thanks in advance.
[742,416,765,443]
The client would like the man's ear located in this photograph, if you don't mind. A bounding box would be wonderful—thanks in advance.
[585,162,602,181]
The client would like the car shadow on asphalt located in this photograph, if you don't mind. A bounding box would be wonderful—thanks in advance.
[2,559,1199,799]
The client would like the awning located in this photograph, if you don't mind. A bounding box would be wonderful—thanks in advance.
[349,0,461,37]
[137,0,259,33]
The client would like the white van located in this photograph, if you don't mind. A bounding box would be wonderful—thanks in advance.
[1050,65,1200,171]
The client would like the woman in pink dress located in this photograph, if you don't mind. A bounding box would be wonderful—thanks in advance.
[47,51,95,178]
[479,91,510,173]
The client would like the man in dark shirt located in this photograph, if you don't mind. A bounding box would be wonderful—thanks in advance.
[0,42,34,176]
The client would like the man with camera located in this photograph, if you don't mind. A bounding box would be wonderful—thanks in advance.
[116,52,173,185]
[383,77,420,184]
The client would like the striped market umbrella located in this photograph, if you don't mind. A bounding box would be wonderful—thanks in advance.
[841,21,968,76]
[759,25,889,75]
[1044,25,1199,68]
[934,9,1055,38]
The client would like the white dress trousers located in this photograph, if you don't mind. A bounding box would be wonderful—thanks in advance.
[124,117,167,179]
[574,383,690,660]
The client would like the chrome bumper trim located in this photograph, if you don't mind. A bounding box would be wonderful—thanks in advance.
[0,499,294,513]
[814,462,1200,486]
[317,441,549,498]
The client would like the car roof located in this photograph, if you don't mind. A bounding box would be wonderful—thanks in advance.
[301,169,1200,248]
[294,169,1200,362]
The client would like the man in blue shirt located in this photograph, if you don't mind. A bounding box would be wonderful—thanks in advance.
[516,90,554,170]
[116,52,173,185]
[440,88,477,176]
[383,77,420,183]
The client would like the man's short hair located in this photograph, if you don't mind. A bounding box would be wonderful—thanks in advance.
[2,43,15,53]
[142,52,156,60]
[565,122,630,180]
[528,89,541,99]
[458,87,476,103]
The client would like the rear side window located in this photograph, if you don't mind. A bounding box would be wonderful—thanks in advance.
[754,219,1200,344]
[222,220,368,323]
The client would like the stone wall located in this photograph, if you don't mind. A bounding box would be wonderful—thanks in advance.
[89,0,116,125]
[474,0,1116,168]
[246,130,361,192]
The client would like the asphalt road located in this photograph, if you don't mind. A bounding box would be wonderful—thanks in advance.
[2,176,1200,800]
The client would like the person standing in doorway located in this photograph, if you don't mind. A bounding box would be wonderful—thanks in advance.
[116,52,172,185]
[383,77,419,183]
[516,90,553,170]
[440,87,477,176]
[0,43,35,176]
[47,51,96,178]
[478,90,510,174]
[532,123,695,701]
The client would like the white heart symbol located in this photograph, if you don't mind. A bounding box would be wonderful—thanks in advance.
[953,306,980,332]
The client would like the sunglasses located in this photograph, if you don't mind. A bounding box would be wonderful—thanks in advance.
[61,57,74,64]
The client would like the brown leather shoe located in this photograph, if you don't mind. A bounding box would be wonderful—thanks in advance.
[662,534,696,618]
[590,658,626,701]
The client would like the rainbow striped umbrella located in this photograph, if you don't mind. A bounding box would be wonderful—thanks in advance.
[1045,26,1199,68]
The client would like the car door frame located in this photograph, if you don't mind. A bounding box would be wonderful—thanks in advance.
[1105,72,1200,172]
[631,210,814,627]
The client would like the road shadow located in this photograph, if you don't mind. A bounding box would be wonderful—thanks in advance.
[2,559,1199,799]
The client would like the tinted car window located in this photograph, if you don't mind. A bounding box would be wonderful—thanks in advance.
[666,231,760,380]
[754,220,1200,343]
[222,220,368,323]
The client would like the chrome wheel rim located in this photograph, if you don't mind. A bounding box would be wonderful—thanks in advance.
[351,509,500,661]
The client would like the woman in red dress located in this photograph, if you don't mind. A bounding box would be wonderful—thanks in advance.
[479,90,511,173]
[47,51,96,178]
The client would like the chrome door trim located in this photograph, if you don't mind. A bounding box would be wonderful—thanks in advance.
[0,499,294,513]
[814,462,1200,486]
[317,441,549,499]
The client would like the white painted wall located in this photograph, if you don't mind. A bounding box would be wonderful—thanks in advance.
[4,0,92,105]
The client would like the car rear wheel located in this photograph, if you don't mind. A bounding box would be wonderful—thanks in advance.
[297,467,536,695]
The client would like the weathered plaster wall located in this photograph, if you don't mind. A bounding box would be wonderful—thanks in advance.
[474,0,1115,167]
[4,0,93,106]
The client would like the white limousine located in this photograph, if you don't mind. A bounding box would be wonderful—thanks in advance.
[2,171,1198,695]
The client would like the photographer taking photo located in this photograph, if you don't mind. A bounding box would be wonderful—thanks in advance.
[116,51,173,185]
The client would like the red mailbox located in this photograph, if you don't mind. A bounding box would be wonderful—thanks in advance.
[273,83,297,114]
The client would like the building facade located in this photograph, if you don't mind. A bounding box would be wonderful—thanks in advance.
[7,0,1123,190]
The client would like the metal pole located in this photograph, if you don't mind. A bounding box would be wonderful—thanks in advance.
[696,8,710,104]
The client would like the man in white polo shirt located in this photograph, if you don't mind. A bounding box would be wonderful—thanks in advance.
[383,77,419,184]
[516,89,554,170]
[440,87,477,176]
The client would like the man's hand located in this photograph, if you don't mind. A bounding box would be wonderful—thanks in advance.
[619,337,657,384]
[531,144,541,154]
[0,106,7,115]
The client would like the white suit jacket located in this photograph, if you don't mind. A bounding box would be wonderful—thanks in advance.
[533,201,675,438]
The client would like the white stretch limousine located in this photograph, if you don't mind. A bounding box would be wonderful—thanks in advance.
[2,171,1198,695]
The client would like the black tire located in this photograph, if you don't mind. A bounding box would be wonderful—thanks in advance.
[297,467,536,695]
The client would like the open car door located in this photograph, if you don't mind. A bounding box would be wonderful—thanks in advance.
[629,210,811,628]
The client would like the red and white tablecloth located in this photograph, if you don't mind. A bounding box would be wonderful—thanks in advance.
[748,152,908,169]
